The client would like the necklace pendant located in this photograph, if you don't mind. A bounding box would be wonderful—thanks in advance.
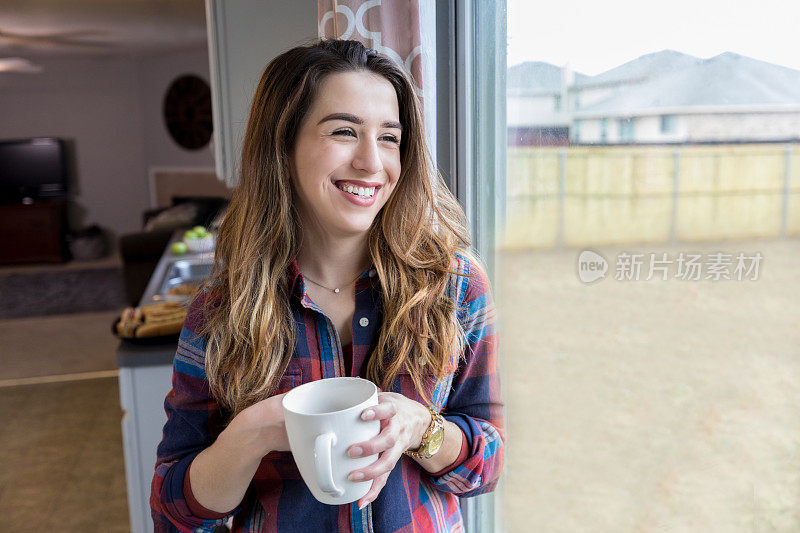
[333,288,340,293]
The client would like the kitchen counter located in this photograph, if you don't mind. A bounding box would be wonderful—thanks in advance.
[116,340,182,368]
[116,229,213,367]
[116,228,214,533]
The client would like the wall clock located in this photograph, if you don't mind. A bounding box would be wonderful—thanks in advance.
[163,74,213,150]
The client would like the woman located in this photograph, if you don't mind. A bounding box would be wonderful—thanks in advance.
[151,39,504,533]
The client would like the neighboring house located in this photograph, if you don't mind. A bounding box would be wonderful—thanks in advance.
[508,50,800,145]
[507,62,589,146]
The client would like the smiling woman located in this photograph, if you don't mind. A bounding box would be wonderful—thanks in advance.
[291,71,402,232]
[150,39,504,533]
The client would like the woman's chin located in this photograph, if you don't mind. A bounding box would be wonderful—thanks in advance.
[343,224,373,236]
[334,217,374,236]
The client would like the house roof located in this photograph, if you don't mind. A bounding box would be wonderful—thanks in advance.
[507,50,700,93]
[507,61,590,94]
[574,52,800,118]
[575,50,701,88]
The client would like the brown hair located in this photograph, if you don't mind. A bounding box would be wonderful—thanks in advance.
[197,39,476,419]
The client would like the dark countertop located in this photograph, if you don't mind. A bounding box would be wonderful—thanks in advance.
[116,229,213,368]
[117,339,177,368]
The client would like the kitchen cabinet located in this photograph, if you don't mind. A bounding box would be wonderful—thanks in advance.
[205,0,317,186]
[118,344,175,533]
[116,230,213,533]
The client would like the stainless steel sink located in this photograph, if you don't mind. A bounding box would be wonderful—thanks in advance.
[138,231,217,306]
[158,257,214,295]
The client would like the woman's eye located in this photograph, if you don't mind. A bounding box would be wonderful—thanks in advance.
[381,135,400,144]
[332,129,356,137]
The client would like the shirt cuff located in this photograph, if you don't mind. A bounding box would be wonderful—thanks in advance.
[429,430,469,477]
[184,460,231,520]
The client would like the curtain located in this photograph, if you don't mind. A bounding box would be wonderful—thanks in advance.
[317,0,425,99]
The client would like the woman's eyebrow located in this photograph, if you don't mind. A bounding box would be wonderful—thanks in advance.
[317,112,402,131]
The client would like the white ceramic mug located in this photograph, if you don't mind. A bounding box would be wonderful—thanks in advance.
[282,377,380,505]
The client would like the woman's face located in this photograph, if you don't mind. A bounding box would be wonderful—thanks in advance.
[291,70,402,239]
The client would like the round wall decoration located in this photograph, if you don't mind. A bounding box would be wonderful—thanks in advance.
[163,74,213,150]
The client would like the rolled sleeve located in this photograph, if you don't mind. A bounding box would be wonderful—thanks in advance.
[426,253,505,497]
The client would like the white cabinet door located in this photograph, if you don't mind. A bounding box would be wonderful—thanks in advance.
[119,364,173,533]
[205,0,318,186]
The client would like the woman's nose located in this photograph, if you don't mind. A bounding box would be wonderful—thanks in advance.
[351,139,383,174]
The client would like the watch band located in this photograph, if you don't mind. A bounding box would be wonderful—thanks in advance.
[404,405,445,460]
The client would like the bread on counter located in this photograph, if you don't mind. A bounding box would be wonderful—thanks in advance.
[116,302,188,338]
[168,283,200,296]
[135,318,185,337]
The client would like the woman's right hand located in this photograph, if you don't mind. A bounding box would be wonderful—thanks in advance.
[188,392,291,514]
[224,392,291,460]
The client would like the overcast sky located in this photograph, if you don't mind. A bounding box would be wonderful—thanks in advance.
[507,0,800,75]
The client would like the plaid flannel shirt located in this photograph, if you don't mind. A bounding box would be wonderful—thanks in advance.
[150,250,504,532]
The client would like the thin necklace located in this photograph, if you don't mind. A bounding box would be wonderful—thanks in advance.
[301,266,367,294]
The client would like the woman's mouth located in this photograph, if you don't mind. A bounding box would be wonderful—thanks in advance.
[334,181,379,207]
[335,182,377,198]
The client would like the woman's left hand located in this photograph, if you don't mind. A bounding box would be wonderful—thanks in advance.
[347,391,430,509]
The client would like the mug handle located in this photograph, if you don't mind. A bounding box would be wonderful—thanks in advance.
[314,433,343,496]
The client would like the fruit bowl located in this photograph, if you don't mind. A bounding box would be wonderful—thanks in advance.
[184,234,215,253]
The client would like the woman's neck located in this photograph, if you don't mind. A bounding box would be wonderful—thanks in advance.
[296,231,371,289]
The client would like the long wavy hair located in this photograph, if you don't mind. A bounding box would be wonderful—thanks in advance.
[197,39,478,419]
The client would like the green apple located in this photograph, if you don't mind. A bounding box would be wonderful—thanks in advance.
[171,241,188,255]
[184,229,199,240]
[192,225,207,236]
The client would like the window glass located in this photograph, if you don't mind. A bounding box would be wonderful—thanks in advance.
[661,114,677,134]
[619,117,635,142]
[500,1,800,531]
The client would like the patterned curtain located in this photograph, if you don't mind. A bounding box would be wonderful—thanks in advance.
[317,0,425,100]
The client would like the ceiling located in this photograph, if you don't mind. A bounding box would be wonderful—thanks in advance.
[0,0,207,59]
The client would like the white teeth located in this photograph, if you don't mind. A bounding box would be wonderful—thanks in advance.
[336,182,375,198]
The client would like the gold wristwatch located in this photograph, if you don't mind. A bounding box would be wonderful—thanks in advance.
[404,405,445,460]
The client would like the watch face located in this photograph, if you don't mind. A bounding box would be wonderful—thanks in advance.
[428,426,445,455]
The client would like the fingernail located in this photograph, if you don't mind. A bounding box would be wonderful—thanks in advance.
[349,472,364,481]
[349,446,363,458]
[359,500,368,510]
[361,410,374,420]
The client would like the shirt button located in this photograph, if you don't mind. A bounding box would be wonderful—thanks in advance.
[368,269,376,278]
[359,317,369,327]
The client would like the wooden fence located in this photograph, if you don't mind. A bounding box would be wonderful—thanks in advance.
[502,144,800,249]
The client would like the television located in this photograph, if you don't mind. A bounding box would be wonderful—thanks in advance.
[0,137,68,204]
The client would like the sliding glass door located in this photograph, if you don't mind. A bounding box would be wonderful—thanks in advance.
[445,0,800,531]
[436,1,506,531]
